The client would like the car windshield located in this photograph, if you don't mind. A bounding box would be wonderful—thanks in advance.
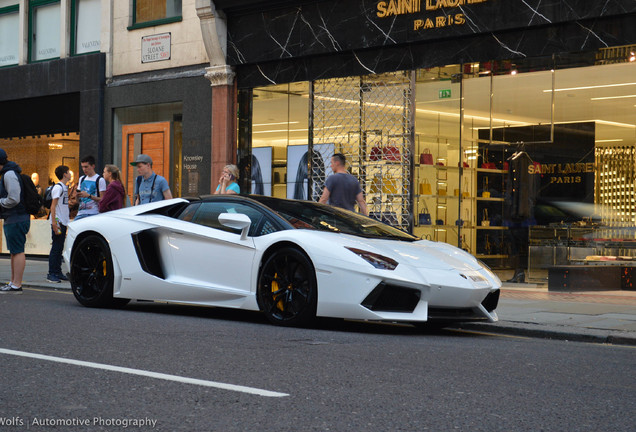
[251,197,416,241]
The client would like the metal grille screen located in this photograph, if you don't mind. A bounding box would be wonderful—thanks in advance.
[311,72,413,230]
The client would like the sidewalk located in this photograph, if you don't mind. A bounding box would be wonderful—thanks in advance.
[4,257,636,345]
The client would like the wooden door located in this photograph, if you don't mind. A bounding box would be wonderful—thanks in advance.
[122,122,171,203]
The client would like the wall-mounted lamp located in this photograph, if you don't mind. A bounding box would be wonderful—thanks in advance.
[48,143,63,150]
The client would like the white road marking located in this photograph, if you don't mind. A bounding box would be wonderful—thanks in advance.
[0,348,288,398]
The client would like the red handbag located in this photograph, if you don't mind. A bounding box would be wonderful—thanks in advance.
[370,146,382,161]
[384,145,401,161]
[419,148,433,165]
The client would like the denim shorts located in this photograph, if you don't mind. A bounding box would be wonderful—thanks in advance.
[4,220,30,254]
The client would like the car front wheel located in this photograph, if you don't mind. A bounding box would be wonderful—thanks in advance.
[257,247,317,326]
[70,234,129,308]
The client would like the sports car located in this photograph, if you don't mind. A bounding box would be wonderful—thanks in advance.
[63,195,500,326]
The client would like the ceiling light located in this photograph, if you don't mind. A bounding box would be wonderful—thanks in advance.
[590,94,636,101]
[253,121,300,127]
[595,139,624,143]
[542,82,636,92]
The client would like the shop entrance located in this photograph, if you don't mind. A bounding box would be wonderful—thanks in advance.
[122,122,171,203]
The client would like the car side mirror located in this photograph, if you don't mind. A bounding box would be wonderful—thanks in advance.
[218,213,251,240]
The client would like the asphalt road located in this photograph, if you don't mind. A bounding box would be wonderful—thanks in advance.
[1,289,634,432]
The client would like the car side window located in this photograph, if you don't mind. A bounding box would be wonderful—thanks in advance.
[190,202,278,237]
[177,203,200,222]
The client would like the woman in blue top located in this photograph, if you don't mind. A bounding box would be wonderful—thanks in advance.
[215,164,240,194]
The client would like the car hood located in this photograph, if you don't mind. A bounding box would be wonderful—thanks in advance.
[312,233,481,271]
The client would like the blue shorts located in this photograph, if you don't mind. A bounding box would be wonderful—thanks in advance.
[4,220,30,254]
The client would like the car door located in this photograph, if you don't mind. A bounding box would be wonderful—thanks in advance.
[165,201,271,304]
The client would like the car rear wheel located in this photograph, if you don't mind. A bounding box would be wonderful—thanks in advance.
[257,247,317,326]
[70,234,129,308]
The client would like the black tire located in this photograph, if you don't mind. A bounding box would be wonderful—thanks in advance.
[257,247,317,326]
[70,234,129,308]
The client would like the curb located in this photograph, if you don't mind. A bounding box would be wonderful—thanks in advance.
[455,322,636,347]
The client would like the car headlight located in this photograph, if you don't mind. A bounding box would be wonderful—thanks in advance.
[345,247,398,270]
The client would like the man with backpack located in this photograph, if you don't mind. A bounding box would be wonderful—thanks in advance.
[75,155,107,220]
[46,165,71,283]
[131,154,172,205]
[0,148,30,294]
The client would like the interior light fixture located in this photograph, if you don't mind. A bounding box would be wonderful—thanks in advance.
[48,143,63,150]
[590,94,636,101]
[595,139,624,143]
[542,82,636,92]
[253,121,300,127]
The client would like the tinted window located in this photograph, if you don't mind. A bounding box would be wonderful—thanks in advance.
[188,202,279,237]
[253,197,416,241]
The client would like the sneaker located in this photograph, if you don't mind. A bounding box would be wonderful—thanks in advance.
[46,274,61,283]
[0,283,22,294]
[56,273,69,282]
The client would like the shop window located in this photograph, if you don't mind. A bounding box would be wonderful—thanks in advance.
[0,0,19,67]
[129,0,182,30]
[72,0,101,55]
[251,82,310,198]
[29,0,61,62]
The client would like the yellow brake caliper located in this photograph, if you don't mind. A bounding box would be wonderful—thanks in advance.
[272,273,285,311]
[102,259,107,276]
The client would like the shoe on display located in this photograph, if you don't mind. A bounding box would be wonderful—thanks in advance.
[46,274,61,283]
[0,283,23,294]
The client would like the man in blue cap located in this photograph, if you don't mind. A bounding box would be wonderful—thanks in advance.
[0,148,29,294]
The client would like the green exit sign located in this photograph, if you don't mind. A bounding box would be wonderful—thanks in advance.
[439,89,451,99]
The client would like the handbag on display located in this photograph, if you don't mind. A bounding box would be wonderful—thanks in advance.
[369,174,382,194]
[383,144,401,162]
[382,177,399,195]
[481,148,496,169]
[481,208,490,226]
[419,179,432,195]
[462,177,470,198]
[456,208,469,227]
[418,201,432,225]
[370,145,383,161]
[419,148,434,165]
[481,177,491,198]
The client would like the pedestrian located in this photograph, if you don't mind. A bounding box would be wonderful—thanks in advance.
[99,164,126,212]
[46,165,71,283]
[0,148,30,294]
[75,155,107,220]
[319,153,368,215]
[214,164,240,194]
[131,154,172,205]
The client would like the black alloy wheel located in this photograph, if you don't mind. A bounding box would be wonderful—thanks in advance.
[70,235,129,308]
[257,247,317,326]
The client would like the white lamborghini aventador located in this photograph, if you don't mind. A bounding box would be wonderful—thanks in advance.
[63,195,500,326]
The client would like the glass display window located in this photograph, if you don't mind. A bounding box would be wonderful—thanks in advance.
[0,1,19,67]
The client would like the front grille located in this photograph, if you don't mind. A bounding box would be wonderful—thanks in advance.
[482,289,500,312]
[361,283,421,313]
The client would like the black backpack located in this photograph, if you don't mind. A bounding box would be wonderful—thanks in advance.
[18,173,43,215]
[43,183,63,209]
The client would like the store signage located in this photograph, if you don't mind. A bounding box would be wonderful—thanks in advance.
[141,33,171,63]
[439,89,451,99]
[529,162,595,185]
[376,0,488,31]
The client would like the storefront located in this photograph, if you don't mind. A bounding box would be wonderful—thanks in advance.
[218,0,636,281]
[0,53,104,254]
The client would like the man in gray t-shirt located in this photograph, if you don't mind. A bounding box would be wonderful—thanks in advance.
[319,153,368,215]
